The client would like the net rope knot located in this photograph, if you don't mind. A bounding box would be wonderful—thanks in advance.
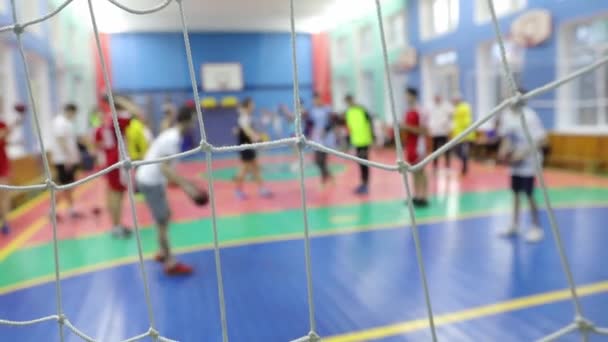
[199,140,213,153]
[121,158,133,171]
[509,91,526,111]
[295,135,307,149]
[397,160,409,174]
[45,178,56,190]
[575,315,593,329]
[2,0,608,340]
[12,24,23,35]
[148,327,160,338]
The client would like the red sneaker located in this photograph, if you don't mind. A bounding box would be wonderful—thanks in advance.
[154,254,167,263]
[165,262,193,275]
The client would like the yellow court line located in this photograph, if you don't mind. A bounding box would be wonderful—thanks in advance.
[1,200,607,296]
[0,181,97,262]
[324,281,608,342]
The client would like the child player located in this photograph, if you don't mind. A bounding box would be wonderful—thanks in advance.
[136,105,204,275]
[402,87,429,207]
[0,102,25,234]
[234,97,272,200]
[498,92,546,243]
[94,96,139,238]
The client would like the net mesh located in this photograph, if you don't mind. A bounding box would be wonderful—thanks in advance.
[0,0,607,341]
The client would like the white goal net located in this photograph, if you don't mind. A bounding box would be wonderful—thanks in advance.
[1,0,608,341]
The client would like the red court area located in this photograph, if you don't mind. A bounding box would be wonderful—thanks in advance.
[1,149,607,250]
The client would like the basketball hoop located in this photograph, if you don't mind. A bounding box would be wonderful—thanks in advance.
[394,48,417,72]
[511,9,552,48]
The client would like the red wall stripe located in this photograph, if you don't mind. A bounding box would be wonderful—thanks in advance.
[94,33,112,112]
[311,33,332,105]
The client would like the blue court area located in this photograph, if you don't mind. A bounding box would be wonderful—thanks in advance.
[1,206,608,341]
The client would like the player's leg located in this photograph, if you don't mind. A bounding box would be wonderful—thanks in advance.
[52,164,69,220]
[355,147,369,194]
[431,137,440,170]
[459,142,470,175]
[501,175,521,237]
[412,170,429,207]
[111,169,131,237]
[251,159,272,198]
[235,152,250,199]
[65,165,83,218]
[106,175,131,238]
[440,136,451,168]
[524,177,543,242]
[420,169,429,204]
[0,176,10,234]
[139,183,191,275]
[314,151,330,185]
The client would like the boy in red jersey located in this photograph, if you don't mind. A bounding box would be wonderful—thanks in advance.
[94,96,141,238]
[0,102,25,235]
[402,87,429,207]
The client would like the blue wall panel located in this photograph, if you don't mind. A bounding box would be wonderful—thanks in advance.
[108,32,313,139]
[109,32,312,94]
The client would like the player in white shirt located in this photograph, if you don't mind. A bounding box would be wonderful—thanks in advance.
[497,97,547,243]
[51,104,82,220]
[428,95,453,170]
[136,105,201,275]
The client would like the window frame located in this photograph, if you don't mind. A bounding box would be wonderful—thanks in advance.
[557,15,608,133]
[332,35,349,65]
[475,0,526,24]
[386,11,407,50]
[358,24,374,57]
[15,0,42,35]
[422,49,460,107]
[476,39,524,125]
[420,0,459,40]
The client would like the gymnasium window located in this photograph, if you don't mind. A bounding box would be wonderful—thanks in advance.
[424,50,460,105]
[561,17,608,130]
[386,12,406,50]
[478,40,524,114]
[475,0,526,23]
[358,24,374,56]
[332,36,349,65]
[15,0,42,35]
[420,0,459,40]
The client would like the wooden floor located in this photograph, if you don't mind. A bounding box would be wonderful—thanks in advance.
[1,149,608,341]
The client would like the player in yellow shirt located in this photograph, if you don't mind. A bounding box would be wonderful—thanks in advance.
[126,115,150,161]
[344,95,374,195]
[451,95,475,176]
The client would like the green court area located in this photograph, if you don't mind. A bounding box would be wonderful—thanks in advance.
[0,187,606,293]
[209,163,346,181]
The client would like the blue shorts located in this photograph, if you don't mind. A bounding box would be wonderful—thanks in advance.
[511,175,535,196]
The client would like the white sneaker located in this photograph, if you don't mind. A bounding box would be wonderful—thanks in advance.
[525,227,544,243]
[500,225,519,238]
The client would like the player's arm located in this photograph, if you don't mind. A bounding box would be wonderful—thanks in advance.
[160,162,196,197]
[0,115,25,139]
[0,124,9,140]
[238,119,260,142]
[113,96,143,118]
[497,137,511,162]
[278,104,295,121]
[403,124,426,135]
[402,112,427,135]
